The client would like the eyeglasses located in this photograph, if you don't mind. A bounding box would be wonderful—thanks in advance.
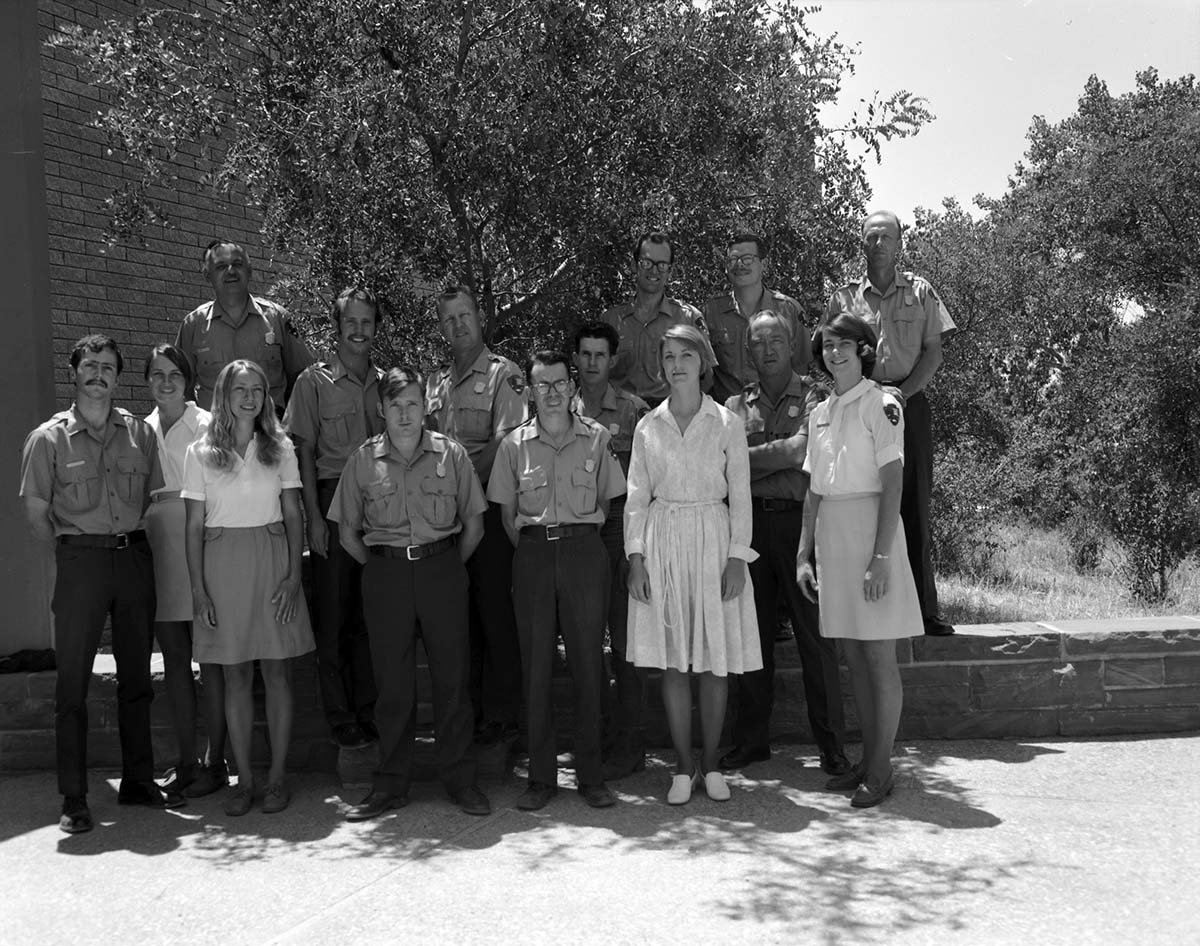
[725,253,760,269]
[530,379,572,396]
[637,258,671,273]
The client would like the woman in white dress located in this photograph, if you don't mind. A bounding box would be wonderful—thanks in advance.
[797,313,922,809]
[625,325,761,805]
[143,344,228,798]
[182,359,314,817]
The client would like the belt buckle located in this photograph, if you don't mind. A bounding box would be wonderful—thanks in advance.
[545,525,562,541]
[406,545,421,561]
[114,533,130,550]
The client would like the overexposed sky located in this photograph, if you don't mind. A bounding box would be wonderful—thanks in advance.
[812,0,1200,220]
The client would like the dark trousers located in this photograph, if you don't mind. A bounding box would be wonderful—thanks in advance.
[599,501,645,747]
[512,529,608,786]
[360,548,475,795]
[313,480,376,729]
[465,502,523,727]
[52,542,157,797]
[737,507,845,757]
[902,391,940,622]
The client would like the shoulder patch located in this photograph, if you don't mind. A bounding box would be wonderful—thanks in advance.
[883,403,901,427]
[506,375,525,395]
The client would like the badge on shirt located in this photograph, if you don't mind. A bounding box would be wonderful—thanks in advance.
[265,330,276,344]
[585,458,595,473]
[474,380,485,394]
[506,376,525,394]
[883,404,901,426]
[787,405,800,418]
[609,423,620,436]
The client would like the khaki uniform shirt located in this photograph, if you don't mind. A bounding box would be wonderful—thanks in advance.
[424,348,526,484]
[702,287,810,404]
[283,355,385,481]
[823,269,957,383]
[600,297,704,403]
[176,295,314,409]
[329,431,487,548]
[20,405,163,536]
[570,384,649,477]
[487,416,626,530]
[725,374,823,501]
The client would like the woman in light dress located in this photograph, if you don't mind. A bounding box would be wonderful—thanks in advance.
[182,359,314,816]
[625,324,761,805]
[797,313,922,809]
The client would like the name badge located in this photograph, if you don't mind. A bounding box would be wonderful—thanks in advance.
[436,458,446,477]
[67,459,86,468]
[584,459,595,473]
[474,380,485,394]
[264,331,276,344]
[609,423,620,435]
[787,405,800,418]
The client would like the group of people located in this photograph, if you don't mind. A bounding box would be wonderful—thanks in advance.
[19,209,956,834]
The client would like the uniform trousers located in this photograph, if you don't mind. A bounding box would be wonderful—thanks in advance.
[465,501,523,728]
[52,540,156,797]
[313,479,376,728]
[737,506,845,757]
[599,499,645,747]
[512,529,608,786]
[901,391,940,622]
[360,546,475,795]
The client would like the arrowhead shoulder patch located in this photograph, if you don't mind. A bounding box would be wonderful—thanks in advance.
[883,403,901,426]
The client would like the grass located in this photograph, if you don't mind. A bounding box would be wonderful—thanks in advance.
[937,522,1200,625]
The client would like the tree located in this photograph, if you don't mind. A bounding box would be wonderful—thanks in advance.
[57,0,930,361]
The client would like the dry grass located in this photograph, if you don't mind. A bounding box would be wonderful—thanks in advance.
[938,522,1200,625]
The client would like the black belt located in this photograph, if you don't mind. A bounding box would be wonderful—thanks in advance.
[752,497,804,513]
[520,524,598,541]
[59,530,148,550]
[369,536,456,561]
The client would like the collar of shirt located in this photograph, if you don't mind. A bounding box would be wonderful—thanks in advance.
[146,402,203,439]
[618,297,679,323]
[745,372,808,409]
[719,285,785,317]
[446,347,496,386]
[327,353,382,388]
[646,394,722,432]
[373,429,444,467]
[857,267,911,300]
[65,404,129,441]
[571,383,620,416]
[827,378,872,410]
[205,294,268,330]
[519,414,593,447]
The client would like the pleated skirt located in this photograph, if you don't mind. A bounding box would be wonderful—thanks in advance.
[144,496,192,622]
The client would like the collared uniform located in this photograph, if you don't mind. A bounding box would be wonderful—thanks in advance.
[425,348,526,733]
[703,287,811,405]
[571,384,649,751]
[283,356,385,732]
[176,295,314,411]
[330,431,487,796]
[488,416,625,788]
[19,405,163,799]
[600,296,705,406]
[824,269,956,625]
[725,377,845,758]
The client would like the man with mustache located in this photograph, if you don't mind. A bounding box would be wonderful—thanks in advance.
[283,287,387,750]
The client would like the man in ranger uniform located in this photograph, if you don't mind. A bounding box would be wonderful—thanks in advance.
[425,284,527,745]
[284,287,386,750]
[600,230,705,408]
[176,239,313,412]
[722,312,849,775]
[822,211,957,637]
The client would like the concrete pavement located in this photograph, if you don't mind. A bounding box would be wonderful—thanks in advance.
[2,735,1197,946]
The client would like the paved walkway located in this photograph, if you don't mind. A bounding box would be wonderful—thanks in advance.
[3,735,1197,946]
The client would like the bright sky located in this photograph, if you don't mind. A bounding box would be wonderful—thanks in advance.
[812,0,1200,220]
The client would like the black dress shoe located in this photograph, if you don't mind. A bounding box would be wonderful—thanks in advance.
[578,783,616,808]
[59,796,93,834]
[332,722,373,750]
[451,785,492,816]
[718,745,771,770]
[516,781,558,811]
[346,789,408,822]
[923,617,955,636]
[118,780,186,809]
[820,752,852,776]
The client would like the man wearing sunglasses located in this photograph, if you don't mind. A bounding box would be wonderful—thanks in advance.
[702,232,810,405]
[601,231,705,408]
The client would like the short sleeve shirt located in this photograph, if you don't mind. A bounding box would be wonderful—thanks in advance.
[823,269,956,383]
[600,297,705,403]
[180,435,302,527]
[725,374,823,500]
[329,431,486,548]
[803,379,904,496]
[176,295,315,410]
[20,405,163,536]
[424,348,526,483]
[487,416,626,530]
[703,288,811,404]
[283,356,385,481]
[570,384,649,477]
[145,402,211,494]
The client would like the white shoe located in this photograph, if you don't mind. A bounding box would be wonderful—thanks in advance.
[704,770,731,802]
[667,770,699,805]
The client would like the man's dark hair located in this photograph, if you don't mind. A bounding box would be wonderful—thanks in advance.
[812,313,878,379]
[524,349,573,385]
[331,285,386,327]
[727,231,769,258]
[143,342,193,390]
[632,230,675,265]
[435,282,479,313]
[379,366,425,402]
[573,321,620,357]
[201,239,249,275]
[70,334,123,374]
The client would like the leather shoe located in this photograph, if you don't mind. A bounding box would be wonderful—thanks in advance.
[182,762,229,798]
[59,796,93,834]
[718,745,771,770]
[825,763,864,792]
[223,783,255,817]
[158,763,197,794]
[451,785,492,816]
[924,617,955,636]
[703,770,731,802]
[667,769,700,805]
[851,770,895,808]
[261,782,291,814]
[332,722,373,750]
[516,781,557,811]
[820,752,852,776]
[118,779,185,809]
[578,783,616,808]
[346,789,408,822]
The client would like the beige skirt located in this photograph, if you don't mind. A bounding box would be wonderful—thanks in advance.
[814,493,922,641]
[194,522,315,665]
[145,495,192,622]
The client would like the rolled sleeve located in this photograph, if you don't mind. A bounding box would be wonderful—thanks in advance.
[282,370,319,444]
[456,447,489,519]
[596,430,626,501]
[180,442,207,501]
[18,430,54,502]
[868,393,905,468]
[328,459,362,529]
[492,367,527,438]
[485,435,518,506]
[279,437,302,489]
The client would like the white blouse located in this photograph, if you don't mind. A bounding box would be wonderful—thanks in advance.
[803,379,904,496]
[145,402,211,493]
[181,435,301,528]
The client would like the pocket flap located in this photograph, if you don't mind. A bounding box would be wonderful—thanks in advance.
[518,468,548,491]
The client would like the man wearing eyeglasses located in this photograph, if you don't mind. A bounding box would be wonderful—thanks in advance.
[601,231,705,408]
[488,352,626,812]
[703,232,810,405]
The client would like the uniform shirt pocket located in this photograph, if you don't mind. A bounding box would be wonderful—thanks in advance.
[320,399,357,450]
[418,475,457,530]
[116,455,150,507]
[891,305,921,348]
[57,461,100,513]
[453,396,493,441]
[516,467,550,519]
[568,467,597,517]
[259,343,284,383]
[364,480,401,526]
[195,349,227,390]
